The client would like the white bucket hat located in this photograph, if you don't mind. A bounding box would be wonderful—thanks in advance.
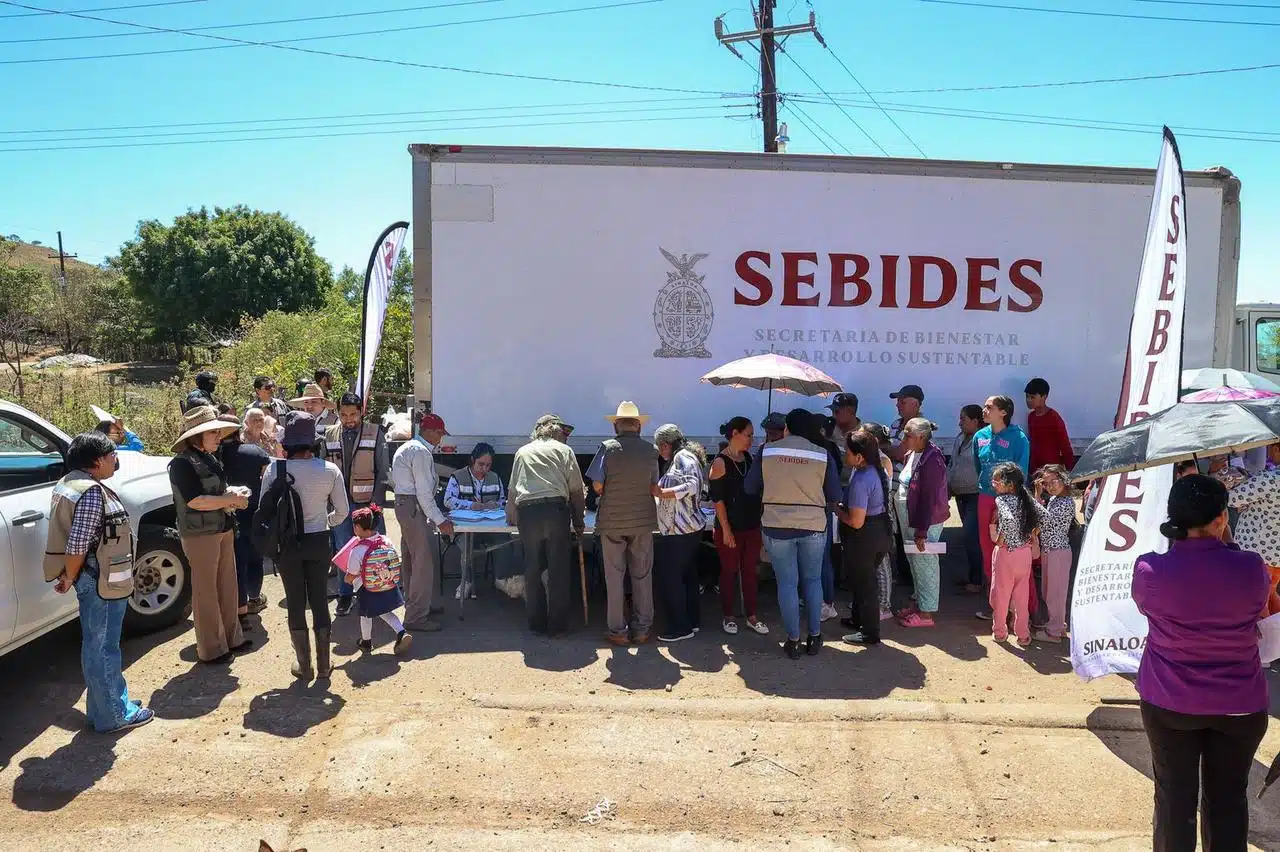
[171,405,239,451]
[605,400,650,424]
[288,382,336,410]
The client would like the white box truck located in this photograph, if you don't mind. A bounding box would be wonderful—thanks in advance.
[408,144,1275,453]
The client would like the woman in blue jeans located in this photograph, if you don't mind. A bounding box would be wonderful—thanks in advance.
[45,433,154,734]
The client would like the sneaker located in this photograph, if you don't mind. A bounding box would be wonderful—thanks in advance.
[455,581,475,600]
[357,638,373,653]
[659,631,695,643]
[335,596,354,617]
[246,596,268,614]
[606,633,630,647]
[722,619,739,635]
[107,707,154,734]
[1033,629,1063,644]
[842,631,880,646]
[632,632,651,645]
[820,602,838,622]
[805,633,823,656]
[975,609,992,620]
[879,609,895,622]
[746,618,769,635]
[393,630,413,655]
[783,639,803,660]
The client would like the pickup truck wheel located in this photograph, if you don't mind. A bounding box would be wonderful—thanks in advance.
[123,526,192,636]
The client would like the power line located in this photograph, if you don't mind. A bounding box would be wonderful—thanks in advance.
[0,0,695,99]
[914,0,1280,26]
[0,94,735,136]
[2,101,757,145]
[822,43,928,157]
[0,0,203,19]
[797,60,1280,95]
[0,0,518,44]
[789,94,1280,143]
[1132,0,1280,8]
[777,44,889,155]
[0,111,755,154]
[782,100,847,154]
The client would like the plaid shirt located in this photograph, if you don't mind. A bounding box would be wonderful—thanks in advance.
[65,486,104,556]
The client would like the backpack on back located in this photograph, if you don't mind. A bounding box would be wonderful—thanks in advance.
[358,537,402,593]
[251,459,304,560]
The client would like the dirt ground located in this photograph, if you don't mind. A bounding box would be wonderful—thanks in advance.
[3,514,1280,851]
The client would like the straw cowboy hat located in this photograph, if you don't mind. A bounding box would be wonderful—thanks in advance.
[605,400,650,424]
[288,382,336,410]
[171,405,240,451]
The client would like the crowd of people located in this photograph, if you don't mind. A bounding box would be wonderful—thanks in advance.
[40,364,1280,850]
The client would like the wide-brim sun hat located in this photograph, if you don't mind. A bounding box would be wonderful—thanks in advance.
[605,400,650,424]
[171,405,240,451]
[288,382,335,410]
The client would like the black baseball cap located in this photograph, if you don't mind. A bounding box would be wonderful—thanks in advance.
[827,392,859,411]
[890,384,924,402]
[760,412,786,430]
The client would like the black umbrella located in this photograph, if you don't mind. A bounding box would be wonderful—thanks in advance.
[1070,398,1280,483]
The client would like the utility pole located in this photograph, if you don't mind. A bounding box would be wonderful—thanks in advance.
[716,3,824,153]
[47,230,77,287]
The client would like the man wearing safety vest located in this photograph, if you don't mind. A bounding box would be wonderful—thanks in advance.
[327,391,391,616]
[43,432,154,733]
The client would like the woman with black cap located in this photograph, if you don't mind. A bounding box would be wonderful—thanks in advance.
[261,412,349,680]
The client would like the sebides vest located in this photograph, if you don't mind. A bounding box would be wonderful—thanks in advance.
[759,435,830,533]
[43,471,135,600]
[171,450,228,536]
[451,468,503,506]
[325,422,379,505]
[594,433,659,536]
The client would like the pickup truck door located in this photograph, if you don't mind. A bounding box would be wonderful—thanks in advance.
[1250,312,1280,379]
[0,513,15,647]
[0,412,73,642]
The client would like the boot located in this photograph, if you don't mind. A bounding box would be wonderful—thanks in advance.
[314,627,332,679]
[290,630,313,680]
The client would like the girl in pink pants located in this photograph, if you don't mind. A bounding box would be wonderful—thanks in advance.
[1033,464,1077,643]
[989,463,1043,647]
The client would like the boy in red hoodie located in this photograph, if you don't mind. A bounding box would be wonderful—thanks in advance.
[1024,378,1076,475]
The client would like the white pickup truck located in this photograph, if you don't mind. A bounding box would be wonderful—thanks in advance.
[0,400,190,657]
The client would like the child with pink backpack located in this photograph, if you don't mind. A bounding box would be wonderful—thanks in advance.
[337,505,412,655]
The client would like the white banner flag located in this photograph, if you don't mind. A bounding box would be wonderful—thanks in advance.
[356,221,409,402]
[1070,128,1188,680]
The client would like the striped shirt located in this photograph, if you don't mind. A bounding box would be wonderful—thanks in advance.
[657,448,705,535]
[261,457,349,534]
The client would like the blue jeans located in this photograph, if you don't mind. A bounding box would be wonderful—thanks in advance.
[955,493,983,586]
[765,531,825,641]
[74,562,143,732]
[234,506,263,605]
[333,507,385,597]
[821,513,835,604]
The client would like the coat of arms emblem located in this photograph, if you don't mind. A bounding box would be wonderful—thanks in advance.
[653,248,714,359]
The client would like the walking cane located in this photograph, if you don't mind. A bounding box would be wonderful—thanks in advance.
[578,539,589,625]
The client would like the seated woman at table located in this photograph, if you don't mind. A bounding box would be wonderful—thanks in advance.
[445,442,506,511]
[445,441,507,600]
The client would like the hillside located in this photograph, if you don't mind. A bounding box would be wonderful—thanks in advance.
[2,237,103,274]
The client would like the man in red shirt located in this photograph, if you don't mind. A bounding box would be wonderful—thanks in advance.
[1024,378,1075,475]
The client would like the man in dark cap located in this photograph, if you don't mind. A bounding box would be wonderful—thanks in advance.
[827,393,861,486]
[182,371,219,413]
[760,412,786,445]
[887,384,926,475]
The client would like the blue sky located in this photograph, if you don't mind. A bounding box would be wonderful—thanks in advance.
[0,0,1275,302]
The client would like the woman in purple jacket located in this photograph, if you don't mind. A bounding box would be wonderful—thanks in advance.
[893,418,950,628]
[1133,474,1270,852]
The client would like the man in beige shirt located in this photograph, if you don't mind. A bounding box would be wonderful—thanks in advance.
[507,414,587,636]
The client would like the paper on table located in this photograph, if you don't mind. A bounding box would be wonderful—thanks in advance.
[1259,613,1280,665]
[449,508,508,522]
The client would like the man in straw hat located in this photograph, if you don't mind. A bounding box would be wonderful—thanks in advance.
[391,411,454,632]
[586,401,660,646]
[289,382,338,449]
[507,414,587,636]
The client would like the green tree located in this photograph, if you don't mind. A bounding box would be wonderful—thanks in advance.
[41,263,129,354]
[336,264,363,306]
[117,205,332,352]
[0,239,53,397]
[371,249,413,394]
